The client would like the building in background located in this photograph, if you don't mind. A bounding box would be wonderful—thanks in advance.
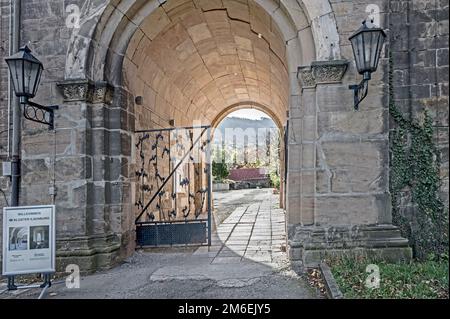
[229,168,271,190]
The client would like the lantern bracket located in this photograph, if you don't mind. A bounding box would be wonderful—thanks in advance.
[349,72,371,110]
[21,99,59,130]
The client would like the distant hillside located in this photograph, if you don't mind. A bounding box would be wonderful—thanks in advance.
[218,116,277,130]
[213,116,278,145]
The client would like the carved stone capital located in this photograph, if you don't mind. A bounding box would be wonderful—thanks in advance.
[91,82,114,104]
[57,80,114,104]
[297,66,316,88]
[297,60,349,88]
[312,60,349,84]
[57,80,90,101]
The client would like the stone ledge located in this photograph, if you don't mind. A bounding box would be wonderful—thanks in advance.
[288,224,412,268]
[319,262,344,299]
[297,60,349,88]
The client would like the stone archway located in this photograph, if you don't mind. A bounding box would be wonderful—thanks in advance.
[119,0,293,254]
[55,0,412,272]
[60,0,315,264]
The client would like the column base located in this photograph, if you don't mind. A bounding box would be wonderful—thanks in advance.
[288,224,412,271]
[55,233,126,275]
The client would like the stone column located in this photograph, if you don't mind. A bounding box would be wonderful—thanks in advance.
[48,79,135,273]
[287,60,412,269]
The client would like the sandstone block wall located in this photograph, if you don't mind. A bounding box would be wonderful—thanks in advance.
[389,0,449,215]
[289,0,391,228]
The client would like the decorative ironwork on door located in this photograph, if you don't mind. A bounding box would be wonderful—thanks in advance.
[134,125,212,247]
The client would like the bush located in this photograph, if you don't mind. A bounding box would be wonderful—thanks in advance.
[270,171,280,190]
[212,160,229,182]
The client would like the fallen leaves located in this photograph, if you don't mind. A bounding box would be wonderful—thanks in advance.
[306,268,327,297]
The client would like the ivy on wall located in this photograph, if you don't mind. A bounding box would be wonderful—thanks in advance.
[389,53,449,260]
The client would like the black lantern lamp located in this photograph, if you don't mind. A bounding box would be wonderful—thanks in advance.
[5,45,58,129]
[349,20,387,110]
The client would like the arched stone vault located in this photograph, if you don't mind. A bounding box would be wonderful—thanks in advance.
[54,0,411,271]
[63,0,342,146]
[118,1,292,216]
[61,0,319,267]
[61,0,347,255]
[64,0,340,83]
[123,2,290,128]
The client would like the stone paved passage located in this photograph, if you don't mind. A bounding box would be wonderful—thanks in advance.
[0,189,318,299]
[196,190,288,265]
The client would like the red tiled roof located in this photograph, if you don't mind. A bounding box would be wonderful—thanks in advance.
[229,168,269,182]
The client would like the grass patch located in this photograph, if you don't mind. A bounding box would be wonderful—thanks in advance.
[328,256,449,299]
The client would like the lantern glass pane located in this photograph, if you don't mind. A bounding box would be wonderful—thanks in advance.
[363,31,374,71]
[19,59,25,95]
[370,32,379,70]
[24,60,32,95]
[21,60,42,98]
[374,33,385,71]
[29,62,42,97]
[6,59,21,96]
[351,33,365,74]
[359,34,365,72]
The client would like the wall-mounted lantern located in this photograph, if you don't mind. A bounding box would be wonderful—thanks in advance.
[349,20,387,110]
[5,46,58,129]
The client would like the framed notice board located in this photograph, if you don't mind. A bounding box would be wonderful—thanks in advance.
[2,205,55,276]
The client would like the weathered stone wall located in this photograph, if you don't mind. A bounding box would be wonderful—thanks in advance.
[288,0,411,268]
[0,0,11,270]
[291,0,391,227]
[0,0,128,273]
[389,0,449,218]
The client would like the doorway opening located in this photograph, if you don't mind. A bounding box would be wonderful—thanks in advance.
[208,107,286,264]
[211,108,282,224]
[123,1,290,255]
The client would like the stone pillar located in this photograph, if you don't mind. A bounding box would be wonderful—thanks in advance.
[287,60,412,269]
[46,79,135,274]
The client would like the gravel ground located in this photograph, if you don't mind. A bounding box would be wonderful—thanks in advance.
[1,251,319,299]
[0,189,320,299]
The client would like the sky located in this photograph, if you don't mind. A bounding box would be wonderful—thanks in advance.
[227,109,270,120]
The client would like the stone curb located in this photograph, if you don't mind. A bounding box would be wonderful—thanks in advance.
[319,262,344,299]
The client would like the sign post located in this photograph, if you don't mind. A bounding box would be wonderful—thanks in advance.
[2,205,56,291]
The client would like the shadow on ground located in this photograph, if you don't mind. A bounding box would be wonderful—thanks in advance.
[0,189,320,299]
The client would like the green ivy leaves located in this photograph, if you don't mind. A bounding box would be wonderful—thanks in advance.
[389,53,448,261]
